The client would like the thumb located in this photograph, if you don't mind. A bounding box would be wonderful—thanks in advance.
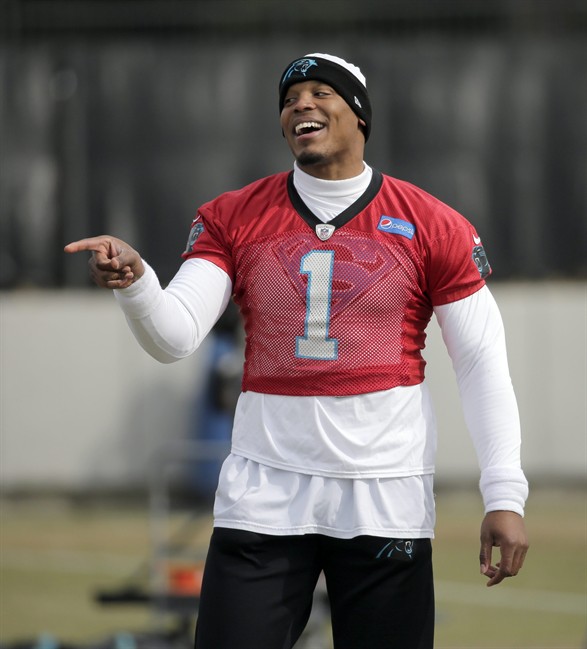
[109,246,137,272]
[104,239,129,269]
[108,239,119,260]
[108,239,130,269]
[479,537,493,575]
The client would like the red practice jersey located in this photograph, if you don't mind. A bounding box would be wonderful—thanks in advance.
[183,170,490,396]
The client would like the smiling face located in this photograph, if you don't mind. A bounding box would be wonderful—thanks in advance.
[280,80,367,180]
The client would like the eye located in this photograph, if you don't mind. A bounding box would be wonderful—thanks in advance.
[283,96,297,106]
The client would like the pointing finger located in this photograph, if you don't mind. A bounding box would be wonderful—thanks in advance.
[64,237,112,255]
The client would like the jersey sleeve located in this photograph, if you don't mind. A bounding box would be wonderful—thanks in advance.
[425,206,492,307]
[181,205,235,282]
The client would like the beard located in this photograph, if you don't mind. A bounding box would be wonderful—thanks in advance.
[296,151,326,167]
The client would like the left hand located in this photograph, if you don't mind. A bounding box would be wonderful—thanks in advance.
[479,510,529,587]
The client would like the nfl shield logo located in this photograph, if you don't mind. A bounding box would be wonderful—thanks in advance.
[315,224,335,241]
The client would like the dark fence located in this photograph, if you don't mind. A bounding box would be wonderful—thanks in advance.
[1,0,586,287]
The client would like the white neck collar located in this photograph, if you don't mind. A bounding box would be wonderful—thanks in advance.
[293,162,372,198]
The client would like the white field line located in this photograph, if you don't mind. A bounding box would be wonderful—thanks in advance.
[436,580,586,616]
[2,551,585,617]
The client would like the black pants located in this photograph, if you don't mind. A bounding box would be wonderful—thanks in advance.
[194,528,434,649]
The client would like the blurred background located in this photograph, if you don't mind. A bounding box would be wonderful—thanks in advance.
[1,0,586,647]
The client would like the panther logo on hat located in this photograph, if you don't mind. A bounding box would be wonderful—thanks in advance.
[282,58,318,83]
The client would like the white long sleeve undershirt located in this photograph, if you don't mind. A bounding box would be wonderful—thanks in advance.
[115,259,231,362]
[435,291,528,513]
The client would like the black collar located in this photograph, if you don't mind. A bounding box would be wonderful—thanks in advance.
[287,169,383,232]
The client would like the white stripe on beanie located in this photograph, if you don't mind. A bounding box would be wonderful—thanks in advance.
[305,53,367,87]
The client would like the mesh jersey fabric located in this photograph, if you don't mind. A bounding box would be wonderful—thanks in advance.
[183,170,489,397]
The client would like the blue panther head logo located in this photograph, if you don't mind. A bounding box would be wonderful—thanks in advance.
[282,58,318,83]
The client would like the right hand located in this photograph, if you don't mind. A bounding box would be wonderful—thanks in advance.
[64,235,145,289]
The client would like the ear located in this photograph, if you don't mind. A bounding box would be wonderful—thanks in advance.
[357,118,367,140]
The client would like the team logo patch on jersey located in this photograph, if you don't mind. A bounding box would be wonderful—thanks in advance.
[377,215,416,240]
[315,223,335,241]
[472,245,491,278]
[185,216,204,253]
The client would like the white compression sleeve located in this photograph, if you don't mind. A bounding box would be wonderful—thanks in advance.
[114,258,233,363]
[434,286,529,516]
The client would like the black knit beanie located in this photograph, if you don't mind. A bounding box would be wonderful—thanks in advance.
[278,53,372,141]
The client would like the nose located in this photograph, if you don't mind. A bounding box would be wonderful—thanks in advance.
[292,91,316,111]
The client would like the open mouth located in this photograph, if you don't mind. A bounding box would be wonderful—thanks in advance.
[294,121,325,136]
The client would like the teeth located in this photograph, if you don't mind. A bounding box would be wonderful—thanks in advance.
[295,121,324,135]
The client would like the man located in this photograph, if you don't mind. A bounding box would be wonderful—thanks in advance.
[65,53,529,649]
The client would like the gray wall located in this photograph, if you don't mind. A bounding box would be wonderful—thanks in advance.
[1,282,585,492]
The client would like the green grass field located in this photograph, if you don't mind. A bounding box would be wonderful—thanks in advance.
[0,487,585,648]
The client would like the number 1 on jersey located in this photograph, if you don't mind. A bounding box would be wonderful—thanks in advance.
[296,250,338,360]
